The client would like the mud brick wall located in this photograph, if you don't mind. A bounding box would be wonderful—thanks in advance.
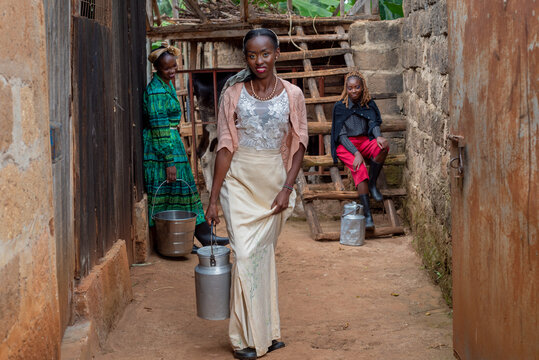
[0,1,61,357]
[401,0,452,304]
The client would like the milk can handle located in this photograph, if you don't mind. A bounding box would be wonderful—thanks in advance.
[150,179,196,219]
[210,222,216,267]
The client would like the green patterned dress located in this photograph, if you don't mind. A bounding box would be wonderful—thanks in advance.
[143,75,205,226]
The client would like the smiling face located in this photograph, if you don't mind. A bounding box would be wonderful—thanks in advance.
[244,35,280,79]
[346,76,363,103]
[155,53,177,81]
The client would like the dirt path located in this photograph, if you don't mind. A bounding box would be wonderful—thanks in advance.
[97,220,453,360]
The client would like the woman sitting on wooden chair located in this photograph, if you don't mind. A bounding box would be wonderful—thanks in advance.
[331,70,389,229]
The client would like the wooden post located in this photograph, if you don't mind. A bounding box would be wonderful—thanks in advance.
[287,0,293,13]
[172,0,179,19]
[340,0,345,16]
[151,0,161,26]
[372,0,380,15]
[240,0,249,22]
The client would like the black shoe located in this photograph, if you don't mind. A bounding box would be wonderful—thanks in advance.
[233,348,256,360]
[268,340,285,353]
[191,245,199,254]
[368,160,384,202]
[359,194,375,230]
[195,222,229,246]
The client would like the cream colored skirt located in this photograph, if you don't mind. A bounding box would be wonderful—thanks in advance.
[220,146,296,356]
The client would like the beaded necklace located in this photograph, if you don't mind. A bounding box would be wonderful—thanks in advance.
[250,76,278,101]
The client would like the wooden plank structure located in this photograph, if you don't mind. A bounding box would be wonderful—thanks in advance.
[147,0,404,241]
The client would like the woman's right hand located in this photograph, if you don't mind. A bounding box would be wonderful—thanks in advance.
[205,202,220,225]
[353,152,366,171]
[166,166,177,182]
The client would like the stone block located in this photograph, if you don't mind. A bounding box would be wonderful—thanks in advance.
[133,194,150,263]
[353,48,399,70]
[402,41,421,69]
[0,255,20,341]
[0,80,13,152]
[415,71,429,101]
[376,98,401,115]
[428,73,448,110]
[430,0,448,36]
[428,36,449,75]
[364,72,403,94]
[349,21,366,45]
[366,20,402,45]
[403,69,416,91]
[417,8,432,37]
[403,0,412,17]
[402,16,414,41]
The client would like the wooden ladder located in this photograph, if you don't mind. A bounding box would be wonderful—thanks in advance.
[278,25,405,241]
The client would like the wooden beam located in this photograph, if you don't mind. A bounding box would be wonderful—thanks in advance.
[148,29,249,41]
[184,0,208,23]
[277,67,350,80]
[314,226,405,241]
[277,48,352,62]
[307,118,407,135]
[278,33,349,43]
[249,15,377,26]
[304,93,397,105]
[302,188,406,201]
[296,169,322,237]
[303,154,406,168]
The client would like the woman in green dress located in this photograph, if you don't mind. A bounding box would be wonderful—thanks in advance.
[144,42,228,251]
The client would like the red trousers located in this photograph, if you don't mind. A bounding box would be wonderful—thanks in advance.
[336,136,383,186]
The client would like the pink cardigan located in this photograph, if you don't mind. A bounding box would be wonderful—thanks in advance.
[216,78,309,171]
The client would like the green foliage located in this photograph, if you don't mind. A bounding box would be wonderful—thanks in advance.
[156,0,403,21]
[379,0,403,20]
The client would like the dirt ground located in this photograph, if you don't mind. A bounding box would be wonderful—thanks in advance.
[97,219,453,360]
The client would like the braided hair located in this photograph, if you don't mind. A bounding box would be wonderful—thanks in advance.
[339,70,371,108]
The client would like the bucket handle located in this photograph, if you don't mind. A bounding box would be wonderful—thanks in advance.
[210,222,217,267]
[342,203,364,218]
[150,178,197,220]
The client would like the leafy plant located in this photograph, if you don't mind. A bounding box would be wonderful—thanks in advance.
[379,0,403,20]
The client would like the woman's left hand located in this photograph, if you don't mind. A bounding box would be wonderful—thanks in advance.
[376,136,389,150]
[271,189,291,215]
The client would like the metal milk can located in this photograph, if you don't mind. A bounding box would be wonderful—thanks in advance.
[340,201,366,246]
[194,227,231,320]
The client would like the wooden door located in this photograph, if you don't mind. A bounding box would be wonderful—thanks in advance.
[44,0,74,332]
[448,1,538,358]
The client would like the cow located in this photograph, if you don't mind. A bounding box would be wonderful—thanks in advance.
[191,71,236,191]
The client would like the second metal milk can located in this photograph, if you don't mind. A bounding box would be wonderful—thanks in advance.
[195,242,231,320]
[340,201,366,246]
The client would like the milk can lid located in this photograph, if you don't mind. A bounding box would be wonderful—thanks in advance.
[197,245,230,258]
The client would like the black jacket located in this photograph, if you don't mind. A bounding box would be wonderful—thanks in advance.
[330,99,383,163]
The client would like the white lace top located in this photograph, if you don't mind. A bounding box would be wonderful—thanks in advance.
[235,85,290,150]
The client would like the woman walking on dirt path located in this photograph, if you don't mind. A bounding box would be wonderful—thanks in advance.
[205,29,308,360]
[143,42,228,252]
[331,70,390,230]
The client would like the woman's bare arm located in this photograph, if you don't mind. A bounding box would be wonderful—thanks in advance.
[205,148,233,224]
[271,144,306,214]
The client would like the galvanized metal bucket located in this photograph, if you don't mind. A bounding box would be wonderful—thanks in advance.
[151,180,197,257]
[340,201,366,246]
[195,226,231,320]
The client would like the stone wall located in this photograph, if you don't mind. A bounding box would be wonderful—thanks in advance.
[0,0,62,358]
[401,0,452,304]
